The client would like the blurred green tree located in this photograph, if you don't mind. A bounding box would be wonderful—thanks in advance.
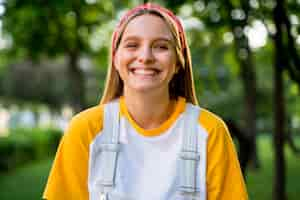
[269,0,300,199]
[1,0,130,111]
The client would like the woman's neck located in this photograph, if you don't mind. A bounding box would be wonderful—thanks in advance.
[123,91,175,130]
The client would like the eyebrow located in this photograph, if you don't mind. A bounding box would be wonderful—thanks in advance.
[122,35,174,43]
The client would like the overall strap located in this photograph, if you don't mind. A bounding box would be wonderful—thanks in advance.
[99,100,121,199]
[179,105,201,194]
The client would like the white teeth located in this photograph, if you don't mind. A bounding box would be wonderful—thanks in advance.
[133,69,157,75]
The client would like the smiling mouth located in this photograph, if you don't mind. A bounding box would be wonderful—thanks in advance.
[130,68,161,76]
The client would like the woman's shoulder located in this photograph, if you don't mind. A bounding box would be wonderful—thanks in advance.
[69,99,120,136]
[72,104,104,125]
[186,103,227,135]
[64,104,105,142]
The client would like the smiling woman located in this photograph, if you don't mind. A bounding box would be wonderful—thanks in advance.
[115,14,178,99]
[43,3,248,200]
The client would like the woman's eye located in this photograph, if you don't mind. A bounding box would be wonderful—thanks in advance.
[159,46,168,50]
[155,44,168,50]
[125,43,138,48]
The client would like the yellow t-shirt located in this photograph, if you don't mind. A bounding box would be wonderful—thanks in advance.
[43,97,248,199]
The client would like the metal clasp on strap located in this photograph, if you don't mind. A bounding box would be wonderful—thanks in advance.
[100,192,108,200]
[180,151,200,161]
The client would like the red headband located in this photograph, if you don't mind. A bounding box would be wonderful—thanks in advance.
[111,3,186,58]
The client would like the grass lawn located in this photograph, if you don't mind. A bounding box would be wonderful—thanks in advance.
[0,158,53,200]
[247,135,300,200]
[0,135,299,199]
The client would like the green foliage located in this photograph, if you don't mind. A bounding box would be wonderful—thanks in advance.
[0,128,62,171]
[0,0,132,108]
[0,0,131,59]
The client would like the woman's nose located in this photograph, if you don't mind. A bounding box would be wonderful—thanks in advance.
[137,46,154,63]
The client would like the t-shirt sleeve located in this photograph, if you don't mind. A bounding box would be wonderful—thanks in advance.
[206,119,248,200]
[43,113,96,200]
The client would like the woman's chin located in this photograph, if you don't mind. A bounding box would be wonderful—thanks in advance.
[125,84,165,95]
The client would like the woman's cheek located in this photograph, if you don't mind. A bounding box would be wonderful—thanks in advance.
[119,51,135,65]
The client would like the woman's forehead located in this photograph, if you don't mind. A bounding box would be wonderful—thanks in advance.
[120,14,174,42]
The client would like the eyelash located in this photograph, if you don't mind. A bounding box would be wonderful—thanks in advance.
[155,45,168,50]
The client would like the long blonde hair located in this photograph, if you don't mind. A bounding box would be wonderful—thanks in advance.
[100,3,198,105]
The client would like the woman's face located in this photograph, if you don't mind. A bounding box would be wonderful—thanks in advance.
[114,14,178,96]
